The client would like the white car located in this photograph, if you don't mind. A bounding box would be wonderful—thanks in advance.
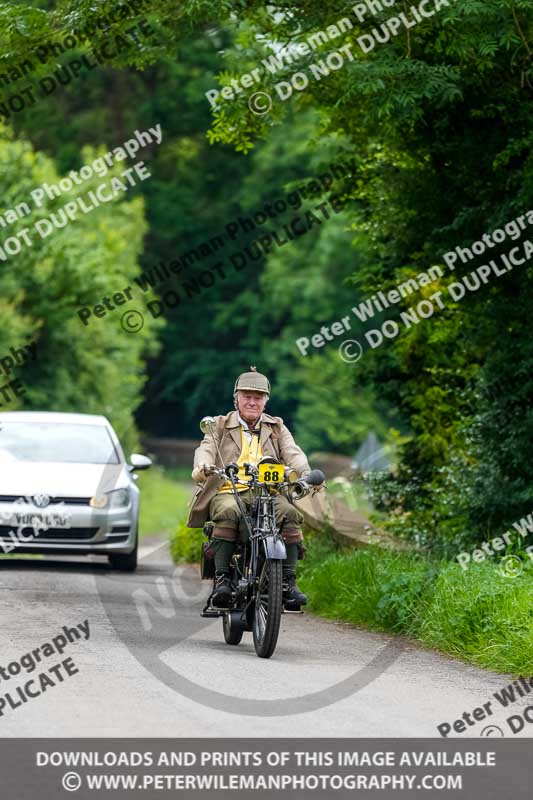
[0,411,152,571]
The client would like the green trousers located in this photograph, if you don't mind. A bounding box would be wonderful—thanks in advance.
[209,489,303,544]
[211,537,299,575]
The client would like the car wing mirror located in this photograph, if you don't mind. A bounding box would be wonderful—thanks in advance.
[129,453,152,471]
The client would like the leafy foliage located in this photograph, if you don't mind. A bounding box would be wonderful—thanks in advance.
[0,124,158,450]
[0,0,531,550]
[194,0,533,547]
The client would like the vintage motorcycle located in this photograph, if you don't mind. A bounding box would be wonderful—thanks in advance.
[197,416,325,659]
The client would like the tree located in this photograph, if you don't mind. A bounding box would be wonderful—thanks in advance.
[0,124,159,450]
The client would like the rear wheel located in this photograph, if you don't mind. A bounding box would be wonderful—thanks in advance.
[223,612,244,645]
[252,559,282,658]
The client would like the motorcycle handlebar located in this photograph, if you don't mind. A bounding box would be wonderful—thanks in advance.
[204,464,221,476]
[306,469,325,486]
[203,463,325,496]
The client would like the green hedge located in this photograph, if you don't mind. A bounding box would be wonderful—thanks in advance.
[170,522,203,564]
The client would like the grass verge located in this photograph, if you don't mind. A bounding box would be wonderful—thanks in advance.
[298,531,533,676]
[137,466,192,539]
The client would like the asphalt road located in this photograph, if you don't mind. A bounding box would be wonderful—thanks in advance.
[0,536,530,739]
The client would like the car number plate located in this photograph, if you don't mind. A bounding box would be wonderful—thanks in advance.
[257,464,285,483]
[13,513,71,528]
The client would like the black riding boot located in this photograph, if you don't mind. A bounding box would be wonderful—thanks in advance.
[284,572,307,605]
[212,572,232,607]
[210,538,235,607]
[283,542,307,605]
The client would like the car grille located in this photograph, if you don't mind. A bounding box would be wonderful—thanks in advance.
[0,495,91,506]
[0,526,98,541]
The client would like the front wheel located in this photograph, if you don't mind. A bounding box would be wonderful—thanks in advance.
[253,559,283,658]
[108,532,138,572]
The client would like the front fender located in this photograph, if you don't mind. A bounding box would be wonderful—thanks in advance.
[262,536,286,560]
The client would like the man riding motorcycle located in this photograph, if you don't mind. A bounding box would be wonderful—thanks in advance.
[187,367,310,608]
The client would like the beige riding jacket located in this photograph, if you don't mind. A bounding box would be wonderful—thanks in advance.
[186,411,310,528]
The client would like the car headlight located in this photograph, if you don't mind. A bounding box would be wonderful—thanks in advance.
[107,488,131,508]
[89,489,131,509]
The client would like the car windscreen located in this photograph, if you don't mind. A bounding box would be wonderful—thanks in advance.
[0,422,120,464]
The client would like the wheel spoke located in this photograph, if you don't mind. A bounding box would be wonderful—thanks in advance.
[254,563,270,640]
[252,559,282,657]
[255,602,266,637]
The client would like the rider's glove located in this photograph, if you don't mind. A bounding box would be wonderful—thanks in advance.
[192,464,209,482]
